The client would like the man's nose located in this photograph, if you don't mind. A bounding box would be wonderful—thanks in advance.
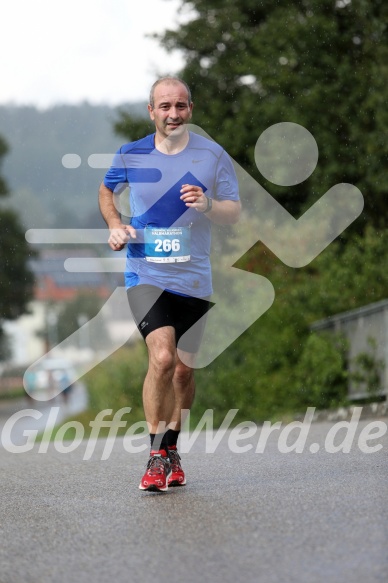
[168,107,179,118]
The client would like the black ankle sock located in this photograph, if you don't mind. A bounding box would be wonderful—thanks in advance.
[150,432,169,452]
[150,429,180,451]
[164,429,180,448]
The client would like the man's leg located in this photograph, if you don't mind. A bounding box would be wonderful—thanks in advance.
[143,333,196,442]
[164,351,196,487]
[142,338,196,489]
[139,325,177,492]
[143,325,177,436]
[170,350,196,431]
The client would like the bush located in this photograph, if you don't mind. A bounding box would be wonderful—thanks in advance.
[293,332,349,409]
[83,342,148,421]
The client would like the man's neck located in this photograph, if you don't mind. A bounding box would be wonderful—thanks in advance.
[155,130,190,155]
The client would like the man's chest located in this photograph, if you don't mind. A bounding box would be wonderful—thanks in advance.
[127,154,216,211]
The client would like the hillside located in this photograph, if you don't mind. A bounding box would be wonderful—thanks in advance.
[0,101,147,229]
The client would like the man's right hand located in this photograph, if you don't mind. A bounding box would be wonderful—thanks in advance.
[108,224,136,251]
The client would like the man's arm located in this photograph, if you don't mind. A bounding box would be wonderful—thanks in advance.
[98,182,136,251]
[180,184,241,225]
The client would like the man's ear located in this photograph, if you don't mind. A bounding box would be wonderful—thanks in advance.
[148,104,154,120]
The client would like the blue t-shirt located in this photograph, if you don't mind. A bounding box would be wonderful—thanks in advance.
[103,131,239,297]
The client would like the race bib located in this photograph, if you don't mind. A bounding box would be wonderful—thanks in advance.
[144,226,191,263]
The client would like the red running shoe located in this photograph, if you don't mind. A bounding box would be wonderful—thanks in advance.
[167,446,186,487]
[139,450,171,492]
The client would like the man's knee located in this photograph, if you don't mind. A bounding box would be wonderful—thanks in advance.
[146,328,176,375]
[149,346,176,375]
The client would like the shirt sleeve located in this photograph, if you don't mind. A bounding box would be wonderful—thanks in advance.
[103,147,128,192]
[214,150,240,201]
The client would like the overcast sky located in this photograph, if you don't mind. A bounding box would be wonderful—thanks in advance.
[1,0,189,109]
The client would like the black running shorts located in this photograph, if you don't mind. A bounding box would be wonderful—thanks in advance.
[126,284,213,353]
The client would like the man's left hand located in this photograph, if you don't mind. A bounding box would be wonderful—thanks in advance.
[180,184,208,213]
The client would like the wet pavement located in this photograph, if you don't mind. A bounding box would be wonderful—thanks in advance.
[0,415,387,583]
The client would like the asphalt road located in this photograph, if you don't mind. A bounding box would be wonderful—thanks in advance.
[0,413,387,583]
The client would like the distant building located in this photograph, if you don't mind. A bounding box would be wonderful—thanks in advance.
[30,248,118,301]
[311,299,388,400]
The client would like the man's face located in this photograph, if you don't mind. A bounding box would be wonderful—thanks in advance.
[148,81,193,141]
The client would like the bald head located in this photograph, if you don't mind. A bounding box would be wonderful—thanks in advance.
[149,77,192,109]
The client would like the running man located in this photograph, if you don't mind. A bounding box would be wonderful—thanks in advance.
[99,76,240,491]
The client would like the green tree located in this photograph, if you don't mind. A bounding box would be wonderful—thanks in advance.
[114,112,152,144]
[114,0,388,226]
[0,136,34,359]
